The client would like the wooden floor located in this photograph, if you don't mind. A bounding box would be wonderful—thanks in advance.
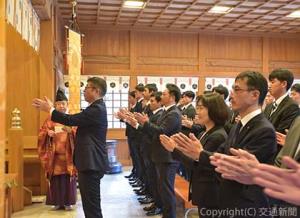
[12,169,198,218]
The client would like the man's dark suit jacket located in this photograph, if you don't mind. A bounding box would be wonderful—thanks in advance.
[181,104,196,120]
[51,99,108,174]
[264,95,300,134]
[125,106,135,137]
[139,109,163,157]
[138,104,153,153]
[173,126,227,207]
[202,113,277,213]
[181,104,196,136]
[143,105,182,163]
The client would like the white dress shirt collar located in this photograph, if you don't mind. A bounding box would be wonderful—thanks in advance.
[240,108,262,127]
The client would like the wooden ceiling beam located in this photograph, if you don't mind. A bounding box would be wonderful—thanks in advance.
[167,0,198,28]
[235,0,298,33]
[185,0,222,29]
[151,0,177,27]
[133,0,151,26]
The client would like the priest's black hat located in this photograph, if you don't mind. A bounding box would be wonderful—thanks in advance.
[55,89,68,102]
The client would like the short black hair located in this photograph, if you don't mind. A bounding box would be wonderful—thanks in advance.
[166,84,181,103]
[182,91,195,100]
[87,77,107,97]
[212,85,229,100]
[145,83,158,93]
[269,68,294,91]
[197,93,228,126]
[291,83,300,93]
[135,84,145,92]
[236,71,268,105]
[150,91,162,102]
[129,90,136,98]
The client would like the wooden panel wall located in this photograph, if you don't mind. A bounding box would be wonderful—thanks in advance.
[135,32,199,72]
[6,25,40,136]
[82,29,300,78]
[269,38,300,73]
[5,19,55,195]
[83,29,130,72]
[0,0,6,215]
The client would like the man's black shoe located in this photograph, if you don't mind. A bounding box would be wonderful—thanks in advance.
[146,207,162,216]
[135,190,146,196]
[138,196,148,201]
[128,177,136,182]
[139,197,154,204]
[143,203,156,211]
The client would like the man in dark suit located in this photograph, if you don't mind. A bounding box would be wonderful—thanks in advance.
[179,91,196,180]
[181,91,196,136]
[181,91,196,120]
[211,116,300,218]
[127,84,145,188]
[136,83,158,198]
[126,92,164,215]
[124,91,139,180]
[135,84,182,218]
[204,71,277,217]
[264,69,300,154]
[33,77,108,218]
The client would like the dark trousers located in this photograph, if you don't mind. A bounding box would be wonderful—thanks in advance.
[131,137,143,180]
[156,162,179,218]
[150,162,162,208]
[141,150,153,196]
[78,170,104,218]
[127,137,137,175]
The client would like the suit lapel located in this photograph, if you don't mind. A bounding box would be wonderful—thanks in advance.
[264,104,272,118]
[235,114,262,147]
[150,109,163,123]
[269,96,289,121]
[158,105,176,123]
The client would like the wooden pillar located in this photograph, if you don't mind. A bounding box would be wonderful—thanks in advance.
[0,0,7,216]
[8,122,24,212]
[39,20,54,194]
[39,20,55,126]
[262,37,269,78]
[198,33,206,94]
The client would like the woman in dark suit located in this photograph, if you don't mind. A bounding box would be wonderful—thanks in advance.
[160,93,228,217]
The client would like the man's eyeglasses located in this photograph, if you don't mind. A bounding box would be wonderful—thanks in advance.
[231,85,253,93]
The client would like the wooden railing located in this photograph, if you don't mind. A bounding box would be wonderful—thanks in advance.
[174,175,197,210]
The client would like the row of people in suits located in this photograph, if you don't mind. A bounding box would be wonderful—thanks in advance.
[117,83,182,217]
[118,68,300,218]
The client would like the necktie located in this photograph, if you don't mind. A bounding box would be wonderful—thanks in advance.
[270,102,278,117]
[235,121,243,134]
[231,121,242,148]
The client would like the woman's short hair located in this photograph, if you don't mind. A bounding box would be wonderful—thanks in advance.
[196,93,229,126]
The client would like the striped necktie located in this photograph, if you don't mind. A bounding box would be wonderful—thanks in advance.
[269,102,278,117]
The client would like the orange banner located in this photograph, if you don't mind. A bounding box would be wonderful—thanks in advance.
[67,29,81,114]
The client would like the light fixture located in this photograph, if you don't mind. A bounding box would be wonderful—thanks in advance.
[287,10,300,18]
[123,0,146,9]
[208,5,233,14]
